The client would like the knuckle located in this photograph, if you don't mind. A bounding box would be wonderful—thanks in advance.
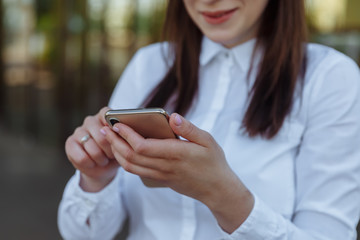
[185,122,196,136]
[133,141,147,154]
[122,160,132,172]
[83,116,93,125]
[65,136,72,149]
[102,138,112,150]
[100,107,110,115]
[74,127,82,135]
[97,135,109,146]
[124,147,135,162]
[98,107,110,122]
[96,136,105,145]
[65,138,77,157]
[157,173,170,184]
[204,132,214,143]
[107,135,115,145]
[112,139,124,152]
[91,149,103,161]
[159,164,172,174]
[77,155,89,166]
[105,150,115,160]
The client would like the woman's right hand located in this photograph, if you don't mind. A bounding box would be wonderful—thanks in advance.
[65,107,120,192]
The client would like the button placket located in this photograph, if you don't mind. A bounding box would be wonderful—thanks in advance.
[179,51,235,240]
[200,51,234,132]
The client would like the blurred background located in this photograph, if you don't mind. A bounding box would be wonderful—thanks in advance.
[0,0,359,239]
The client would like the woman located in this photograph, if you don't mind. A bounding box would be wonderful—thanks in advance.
[58,0,360,239]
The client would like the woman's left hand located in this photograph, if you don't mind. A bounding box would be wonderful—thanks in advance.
[101,113,254,233]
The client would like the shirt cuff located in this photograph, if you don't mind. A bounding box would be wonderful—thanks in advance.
[221,194,279,240]
[62,169,123,222]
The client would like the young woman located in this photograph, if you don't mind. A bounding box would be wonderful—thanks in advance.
[58,0,360,239]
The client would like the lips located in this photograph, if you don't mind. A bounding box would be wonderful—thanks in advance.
[201,8,238,25]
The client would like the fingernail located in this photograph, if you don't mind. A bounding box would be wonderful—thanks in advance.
[174,114,182,126]
[100,128,106,136]
[113,126,120,132]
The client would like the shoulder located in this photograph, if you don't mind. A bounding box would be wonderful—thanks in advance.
[303,43,360,94]
[108,42,172,109]
[131,42,173,68]
[120,42,173,85]
[305,43,359,79]
[301,43,360,118]
[293,43,360,118]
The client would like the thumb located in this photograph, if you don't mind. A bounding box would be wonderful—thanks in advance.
[169,113,213,147]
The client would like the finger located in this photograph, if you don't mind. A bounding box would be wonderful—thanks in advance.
[83,115,114,159]
[82,138,110,167]
[110,122,190,160]
[112,148,168,182]
[65,137,95,169]
[74,127,110,167]
[169,113,214,147]
[97,106,112,126]
[103,126,175,172]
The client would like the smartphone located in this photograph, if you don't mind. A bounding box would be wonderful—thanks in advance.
[104,108,177,188]
[105,108,177,139]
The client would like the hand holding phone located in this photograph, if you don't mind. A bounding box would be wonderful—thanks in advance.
[105,108,177,187]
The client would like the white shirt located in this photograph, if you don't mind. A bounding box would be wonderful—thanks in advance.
[58,37,360,240]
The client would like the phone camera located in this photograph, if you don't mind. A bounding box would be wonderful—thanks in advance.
[110,118,120,126]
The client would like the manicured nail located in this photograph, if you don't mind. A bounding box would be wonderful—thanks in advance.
[100,128,106,136]
[174,114,182,126]
[113,126,120,132]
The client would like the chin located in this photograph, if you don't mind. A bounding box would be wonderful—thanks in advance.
[206,30,254,48]
[206,34,237,47]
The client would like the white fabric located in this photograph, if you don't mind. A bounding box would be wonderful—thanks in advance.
[58,37,360,240]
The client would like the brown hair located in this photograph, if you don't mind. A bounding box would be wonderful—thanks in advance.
[144,0,307,139]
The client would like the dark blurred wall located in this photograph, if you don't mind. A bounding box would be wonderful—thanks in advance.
[0,0,5,120]
[0,1,166,239]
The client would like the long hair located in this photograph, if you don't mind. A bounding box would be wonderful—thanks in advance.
[143,1,202,115]
[144,0,307,139]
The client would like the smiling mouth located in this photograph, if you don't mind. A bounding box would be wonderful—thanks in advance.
[201,8,238,24]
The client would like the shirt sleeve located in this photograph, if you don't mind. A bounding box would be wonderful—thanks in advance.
[224,53,360,239]
[57,169,127,240]
[57,43,169,239]
[108,42,171,110]
[108,49,147,109]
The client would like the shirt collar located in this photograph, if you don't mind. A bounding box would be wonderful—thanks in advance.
[199,36,225,66]
[200,36,260,72]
